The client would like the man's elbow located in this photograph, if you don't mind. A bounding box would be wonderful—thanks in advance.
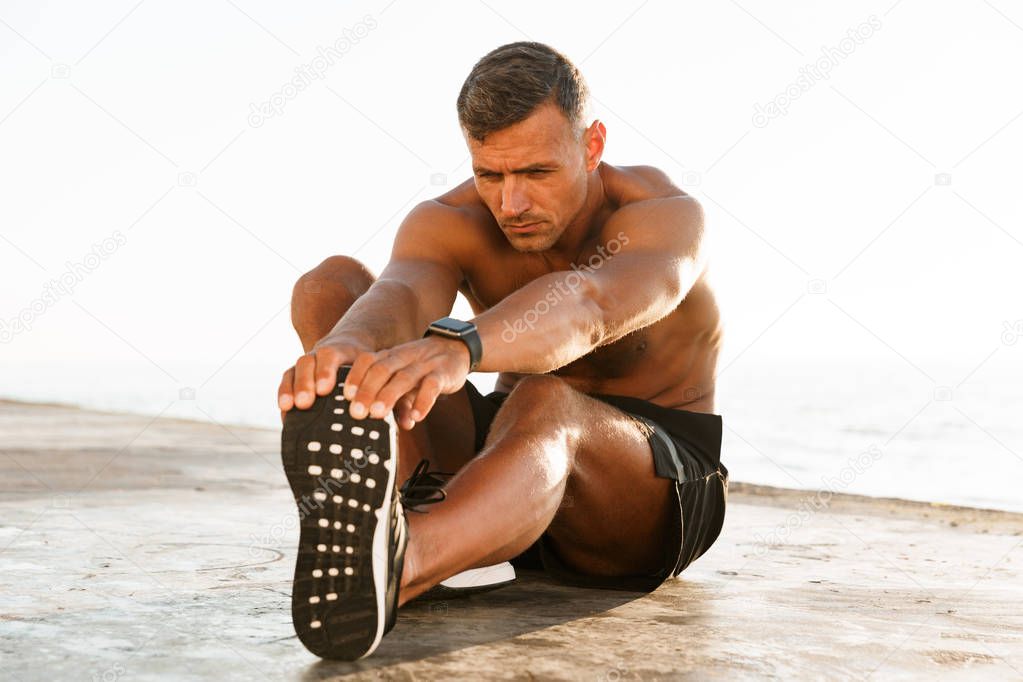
[582,276,621,348]
[587,271,685,347]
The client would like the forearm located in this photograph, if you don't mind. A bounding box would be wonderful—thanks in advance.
[321,279,423,351]
[471,271,604,374]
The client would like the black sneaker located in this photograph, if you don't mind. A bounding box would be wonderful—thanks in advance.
[281,365,406,660]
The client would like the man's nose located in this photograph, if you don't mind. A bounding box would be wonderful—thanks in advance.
[500,177,530,218]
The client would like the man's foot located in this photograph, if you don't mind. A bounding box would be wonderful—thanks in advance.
[419,561,517,600]
[281,365,404,660]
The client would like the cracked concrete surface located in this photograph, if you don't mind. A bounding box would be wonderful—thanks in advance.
[1,400,1021,680]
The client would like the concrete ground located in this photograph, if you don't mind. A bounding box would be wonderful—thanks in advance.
[1,399,1021,681]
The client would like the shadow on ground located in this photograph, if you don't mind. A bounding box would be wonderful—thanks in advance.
[299,570,646,678]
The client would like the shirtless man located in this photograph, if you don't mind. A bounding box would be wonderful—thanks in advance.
[277,41,728,660]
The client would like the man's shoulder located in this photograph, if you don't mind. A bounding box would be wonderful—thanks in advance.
[402,181,482,232]
[405,180,493,232]
[394,184,496,264]
[600,164,702,241]
[601,163,688,207]
[425,177,487,213]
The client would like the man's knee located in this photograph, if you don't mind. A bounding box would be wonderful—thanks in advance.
[488,375,580,444]
[291,256,375,348]
[292,255,374,307]
[503,375,575,415]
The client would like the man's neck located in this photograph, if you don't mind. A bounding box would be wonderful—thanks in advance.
[547,167,608,264]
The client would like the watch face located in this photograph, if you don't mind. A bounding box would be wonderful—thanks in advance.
[432,317,474,335]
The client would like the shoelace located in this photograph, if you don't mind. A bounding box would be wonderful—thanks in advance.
[399,458,453,512]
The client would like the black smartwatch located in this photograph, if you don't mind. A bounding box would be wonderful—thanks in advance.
[423,317,482,372]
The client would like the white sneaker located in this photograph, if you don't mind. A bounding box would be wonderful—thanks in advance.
[440,561,516,590]
[420,561,517,599]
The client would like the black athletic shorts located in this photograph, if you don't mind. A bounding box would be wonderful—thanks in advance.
[464,380,729,592]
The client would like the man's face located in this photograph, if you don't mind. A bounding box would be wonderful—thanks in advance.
[466,102,593,252]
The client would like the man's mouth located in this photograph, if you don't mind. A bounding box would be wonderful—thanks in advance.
[506,222,541,234]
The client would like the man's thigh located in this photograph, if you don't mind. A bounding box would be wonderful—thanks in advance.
[542,393,676,577]
[397,386,478,477]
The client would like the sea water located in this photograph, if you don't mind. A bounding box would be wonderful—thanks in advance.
[2,356,1020,513]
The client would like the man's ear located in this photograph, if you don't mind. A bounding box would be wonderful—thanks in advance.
[583,120,606,172]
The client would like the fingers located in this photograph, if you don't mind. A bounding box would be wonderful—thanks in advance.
[394,391,418,431]
[342,352,373,418]
[312,346,343,396]
[342,350,376,404]
[346,351,410,419]
[336,339,465,423]
[372,367,426,419]
[411,373,443,421]
[278,367,296,411]
[292,353,318,409]
[279,347,345,413]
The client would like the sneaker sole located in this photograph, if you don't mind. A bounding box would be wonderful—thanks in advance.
[419,577,517,601]
[281,366,397,660]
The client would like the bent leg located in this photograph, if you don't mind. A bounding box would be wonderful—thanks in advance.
[292,255,375,352]
[400,375,675,603]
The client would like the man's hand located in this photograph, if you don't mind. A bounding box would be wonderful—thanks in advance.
[342,336,471,430]
[278,336,372,420]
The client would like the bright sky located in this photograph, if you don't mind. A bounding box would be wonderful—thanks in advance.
[1,1,1021,458]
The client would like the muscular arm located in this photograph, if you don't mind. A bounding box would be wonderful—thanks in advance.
[472,195,706,373]
[319,201,463,350]
[336,195,707,430]
[279,200,463,416]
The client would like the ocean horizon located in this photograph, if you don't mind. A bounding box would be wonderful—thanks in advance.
[4,354,1019,514]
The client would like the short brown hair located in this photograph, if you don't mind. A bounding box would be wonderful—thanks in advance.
[456,41,590,142]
